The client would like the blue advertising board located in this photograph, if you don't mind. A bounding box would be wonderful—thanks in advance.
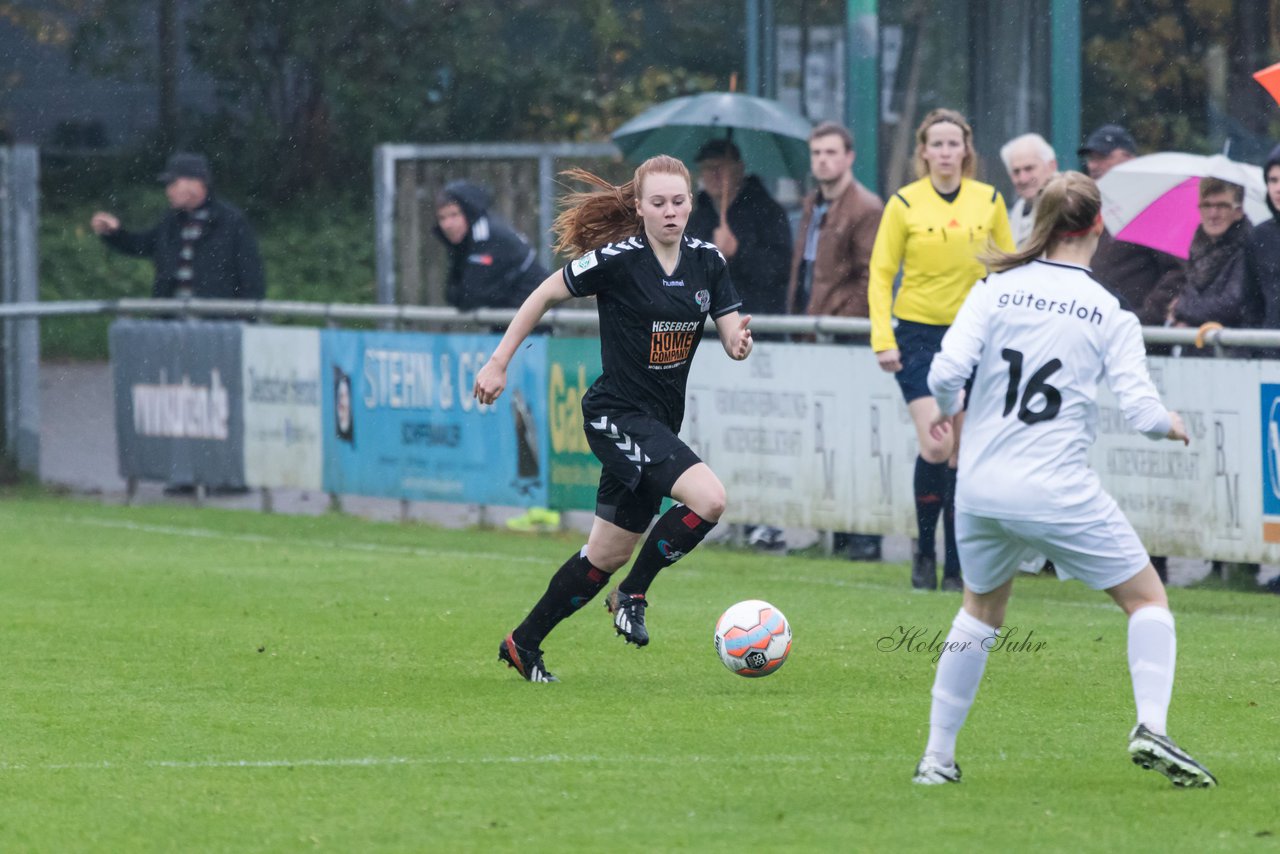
[1262,384,1280,542]
[321,330,549,506]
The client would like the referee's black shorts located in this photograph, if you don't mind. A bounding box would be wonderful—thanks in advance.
[892,318,949,404]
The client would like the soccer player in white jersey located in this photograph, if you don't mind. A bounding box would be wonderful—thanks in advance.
[911,172,1217,788]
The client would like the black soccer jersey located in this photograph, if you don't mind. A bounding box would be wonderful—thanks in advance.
[563,233,742,429]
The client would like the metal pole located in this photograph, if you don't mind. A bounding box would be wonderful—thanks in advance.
[373,145,397,305]
[1050,0,1082,171]
[1,146,41,475]
[762,0,777,98]
[846,0,879,192]
[746,0,762,96]
[538,153,555,270]
[0,147,12,463]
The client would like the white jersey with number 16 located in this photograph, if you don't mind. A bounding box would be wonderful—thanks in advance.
[928,258,1173,521]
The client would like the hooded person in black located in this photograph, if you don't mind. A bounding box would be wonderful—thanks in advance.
[1245,143,1280,332]
[433,180,548,311]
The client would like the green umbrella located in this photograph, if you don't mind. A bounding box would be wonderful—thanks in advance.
[611,92,813,180]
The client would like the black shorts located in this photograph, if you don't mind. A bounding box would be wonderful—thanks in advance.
[893,319,949,404]
[583,409,702,533]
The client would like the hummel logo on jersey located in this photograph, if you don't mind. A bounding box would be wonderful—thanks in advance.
[686,236,726,263]
[599,236,644,256]
[588,416,651,467]
[663,278,685,287]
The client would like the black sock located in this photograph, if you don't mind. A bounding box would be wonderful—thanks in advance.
[942,465,960,578]
[914,456,947,558]
[511,548,609,649]
[617,505,716,597]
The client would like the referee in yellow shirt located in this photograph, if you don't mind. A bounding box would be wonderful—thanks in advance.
[868,108,1015,591]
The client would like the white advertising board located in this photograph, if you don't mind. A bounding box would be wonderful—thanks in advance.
[685,343,1280,563]
[241,327,323,490]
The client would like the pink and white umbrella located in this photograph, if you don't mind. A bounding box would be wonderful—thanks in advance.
[1097,152,1270,259]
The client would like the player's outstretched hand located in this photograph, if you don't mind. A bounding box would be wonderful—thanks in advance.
[474,359,507,405]
[876,348,902,373]
[730,314,753,360]
[1166,411,1190,446]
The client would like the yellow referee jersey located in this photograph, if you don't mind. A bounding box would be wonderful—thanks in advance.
[868,176,1014,352]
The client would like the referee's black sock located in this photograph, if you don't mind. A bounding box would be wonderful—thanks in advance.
[942,465,960,578]
[617,504,716,597]
[511,547,609,649]
[914,456,948,558]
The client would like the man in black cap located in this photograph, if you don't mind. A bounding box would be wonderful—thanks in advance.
[1078,123,1139,180]
[686,139,792,316]
[91,152,265,301]
[1078,124,1185,329]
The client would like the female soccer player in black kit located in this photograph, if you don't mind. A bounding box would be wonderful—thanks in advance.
[474,155,754,682]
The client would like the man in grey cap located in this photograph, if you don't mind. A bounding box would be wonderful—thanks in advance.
[91,152,265,301]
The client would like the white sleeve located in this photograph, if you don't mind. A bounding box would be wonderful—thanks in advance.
[1104,311,1172,440]
[928,284,988,416]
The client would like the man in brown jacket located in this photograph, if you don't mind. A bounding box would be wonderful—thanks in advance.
[785,121,886,561]
[787,121,885,317]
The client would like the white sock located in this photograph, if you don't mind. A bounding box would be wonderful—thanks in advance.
[924,609,998,766]
[1128,605,1176,736]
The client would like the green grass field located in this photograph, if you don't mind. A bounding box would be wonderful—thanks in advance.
[1,494,1276,852]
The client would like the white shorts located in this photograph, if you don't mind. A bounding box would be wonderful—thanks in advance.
[956,501,1150,594]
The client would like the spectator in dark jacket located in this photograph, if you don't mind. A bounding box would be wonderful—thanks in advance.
[686,139,793,316]
[1079,125,1185,328]
[1246,143,1280,334]
[91,152,264,301]
[1170,178,1258,343]
[433,180,548,311]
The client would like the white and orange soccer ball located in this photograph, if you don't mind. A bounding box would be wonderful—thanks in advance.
[713,599,792,677]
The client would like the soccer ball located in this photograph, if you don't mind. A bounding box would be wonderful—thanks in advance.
[713,599,792,677]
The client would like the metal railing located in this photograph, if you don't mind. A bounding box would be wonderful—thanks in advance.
[2,297,1278,352]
